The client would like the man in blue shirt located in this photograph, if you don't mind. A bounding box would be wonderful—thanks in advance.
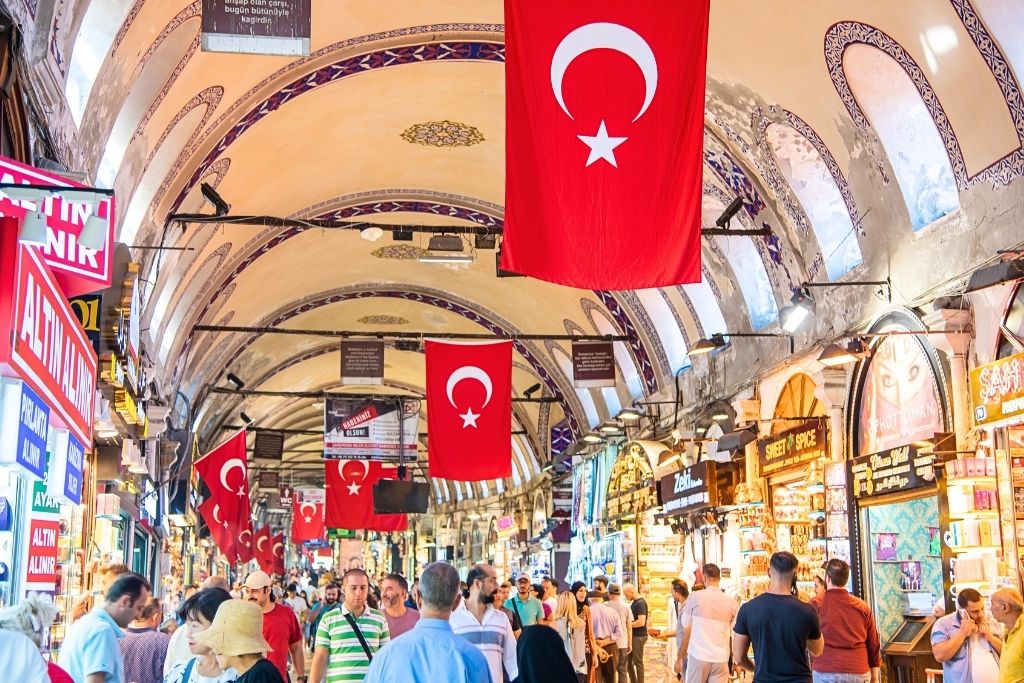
[366,561,491,683]
[505,574,545,626]
[61,571,152,683]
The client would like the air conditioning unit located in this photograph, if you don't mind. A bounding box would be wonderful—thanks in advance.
[427,234,463,252]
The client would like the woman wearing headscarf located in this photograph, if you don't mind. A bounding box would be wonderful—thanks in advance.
[570,581,600,682]
[518,624,581,683]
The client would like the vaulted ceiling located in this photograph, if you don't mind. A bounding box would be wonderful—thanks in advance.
[48,0,1024,502]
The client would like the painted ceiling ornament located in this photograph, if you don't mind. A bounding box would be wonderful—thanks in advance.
[401,120,485,147]
[219,458,247,496]
[371,245,429,260]
[446,366,493,429]
[338,460,370,496]
[549,22,659,167]
[357,315,410,325]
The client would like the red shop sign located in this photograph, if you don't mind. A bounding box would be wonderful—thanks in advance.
[0,220,97,444]
[25,518,60,589]
[0,155,115,296]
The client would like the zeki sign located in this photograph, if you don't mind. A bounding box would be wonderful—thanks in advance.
[0,155,115,296]
[0,225,98,445]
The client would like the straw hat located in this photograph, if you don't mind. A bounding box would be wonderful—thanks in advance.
[192,599,272,657]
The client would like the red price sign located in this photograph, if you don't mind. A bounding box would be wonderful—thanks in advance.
[25,518,60,588]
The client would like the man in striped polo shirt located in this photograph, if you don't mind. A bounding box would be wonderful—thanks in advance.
[450,564,518,683]
[310,568,390,682]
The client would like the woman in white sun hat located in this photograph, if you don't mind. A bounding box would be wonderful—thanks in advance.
[192,600,282,683]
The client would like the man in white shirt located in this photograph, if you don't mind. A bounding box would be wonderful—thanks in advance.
[541,576,559,613]
[679,564,738,683]
[607,584,634,683]
[450,563,518,683]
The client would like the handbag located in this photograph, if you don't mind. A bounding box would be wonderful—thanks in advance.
[343,612,375,662]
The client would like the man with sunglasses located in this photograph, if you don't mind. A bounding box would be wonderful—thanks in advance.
[244,570,306,682]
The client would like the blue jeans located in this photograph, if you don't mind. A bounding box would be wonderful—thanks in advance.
[812,673,871,683]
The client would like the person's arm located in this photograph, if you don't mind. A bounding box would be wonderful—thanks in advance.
[631,600,648,629]
[732,633,754,673]
[309,647,329,683]
[85,674,107,683]
[978,614,1003,655]
[289,611,306,678]
[585,607,599,669]
[932,617,974,663]
[806,633,825,657]
[865,609,882,683]
[503,614,520,681]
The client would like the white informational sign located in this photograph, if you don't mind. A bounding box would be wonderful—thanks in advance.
[323,396,419,462]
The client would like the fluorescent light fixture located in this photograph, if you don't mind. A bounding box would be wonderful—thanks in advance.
[542,463,554,472]
[240,411,254,425]
[599,422,621,434]
[715,196,744,228]
[427,234,463,252]
[59,188,108,205]
[391,227,413,241]
[77,214,107,250]
[418,254,474,264]
[360,227,384,242]
[780,288,813,333]
[226,372,245,390]
[583,433,604,444]
[200,182,230,216]
[616,407,642,421]
[688,333,727,356]
[96,428,119,438]
[2,186,51,203]
[712,413,729,421]
[18,211,48,244]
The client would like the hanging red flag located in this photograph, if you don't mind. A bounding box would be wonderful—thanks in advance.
[292,490,325,542]
[254,525,274,574]
[325,460,407,532]
[425,341,512,480]
[272,533,286,575]
[236,519,255,564]
[501,0,709,289]
[194,430,252,529]
[198,497,238,563]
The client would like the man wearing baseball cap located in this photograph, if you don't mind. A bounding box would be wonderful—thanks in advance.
[244,570,305,682]
[504,574,545,627]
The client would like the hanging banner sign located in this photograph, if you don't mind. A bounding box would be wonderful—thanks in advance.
[0,378,50,479]
[340,341,385,385]
[253,430,284,461]
[200,0,311,56]
[850,445,935,498]
[0,156,115,296]
[658,460,718,516]
[971,352,1024,426]
[323,395,419,462]
[571,342,616,388]
[0,231,97,445]
[757,420,827,476]
[327,528,357,539]
[67,294,102,355]
[46,428,85,505]
[279,483,293,507]
[257,470,280,490]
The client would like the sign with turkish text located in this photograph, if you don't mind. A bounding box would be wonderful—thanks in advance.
[571,342,616,388]
[328,527,357,539]
[279,484,293,507]
[850,445,936,498]
[0,156,115,296]
[24,518,60,590]
[0,378,50,479]
[253,430,284,461]
[971,352,1024,426]
[0,228,97,445]
[658,460,718,516]
[340,341,385,385]
[201,0,311,56]
[46,428,85,505]
[757,420,827,476]
[323,395,419,462]
[257,469,280,490]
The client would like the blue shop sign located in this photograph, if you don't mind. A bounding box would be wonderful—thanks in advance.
[1,379,50,479]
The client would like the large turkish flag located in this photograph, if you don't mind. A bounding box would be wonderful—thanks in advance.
[325,460,407,532]
[501,0,709,289]
[426,341,512,481]
[292,490,325,542]
[194,430,251,529]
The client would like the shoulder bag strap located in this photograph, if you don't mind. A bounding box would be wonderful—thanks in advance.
[182,657,196,683]
[510,596,523,624]
[343,611,375,662]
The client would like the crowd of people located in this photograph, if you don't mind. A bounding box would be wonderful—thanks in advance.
[6,551,1024,682]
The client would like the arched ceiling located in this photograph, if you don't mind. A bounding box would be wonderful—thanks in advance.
[52,0,1024,502]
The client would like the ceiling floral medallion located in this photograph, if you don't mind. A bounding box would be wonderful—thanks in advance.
[401,120,485,147]
[357,315,409,325]
[371,245,428,260]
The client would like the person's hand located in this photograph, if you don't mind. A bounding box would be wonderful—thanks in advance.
[959,614,978,637]
[673,658,683,675]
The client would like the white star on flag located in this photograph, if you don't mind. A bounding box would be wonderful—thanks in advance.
[347,482,361,496]
[304,516,313,523]
[460,408,480,428]
[578,120,627,167]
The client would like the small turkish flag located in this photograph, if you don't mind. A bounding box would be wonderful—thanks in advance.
[502,0,709,288]
[198,497,238,562]
[292,490,325,542]
[254,525,274,574]
[194,430,251,528]
[272,533,286,575]
[426,341,512,481]
[325,460,407,532]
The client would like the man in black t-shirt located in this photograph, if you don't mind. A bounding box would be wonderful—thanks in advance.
[733,552,824,683]
[625,583,649,683]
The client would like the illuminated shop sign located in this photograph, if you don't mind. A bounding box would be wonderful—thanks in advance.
[850,445,935,498]
[757,421,827,476]
[658,460,719,516]
[971,352,1024,426]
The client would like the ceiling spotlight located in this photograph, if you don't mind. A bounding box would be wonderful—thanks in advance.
[523,383,542,399]
[200,182,230,217]
[616,407,642,421]
[817,338,870,367]
[394,339,421,352]
[360,226,384,242]
[780,288,813,333]
[18,210,48,244]
[2,185,51,203]
[599,422,622,434]
[712,412,729,421]
[474,233,497,250]
[240,411,254,425]
[427,234,463,252]
[226,372,245,389]
[391,227,413,241]
[77,214,107,250]
[583,433,605,444]
[60,188,108,205]
[688,333,727,356]
[715,196,744,228]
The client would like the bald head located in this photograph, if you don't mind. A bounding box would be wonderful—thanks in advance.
[992,587,1024,629]
[201,575,230,591]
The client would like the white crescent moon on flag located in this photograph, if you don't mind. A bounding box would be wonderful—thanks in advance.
[219,458,245,491]
[256,535,268,551]
[273,541,283,557]
[446,366,493,409]
[239,529,252,547]
[212,504,224,525]
[550,22,659,123]
[338,459,370,482]
[299,501,317,519]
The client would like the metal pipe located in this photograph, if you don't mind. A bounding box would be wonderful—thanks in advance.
[194,324,629,342]
[209,386,561,402]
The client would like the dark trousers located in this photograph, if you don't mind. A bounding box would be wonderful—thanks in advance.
[618,647,629,682]
[596,643,618,683]
[629,635,647,683]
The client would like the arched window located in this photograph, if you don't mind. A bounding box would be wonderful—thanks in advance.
[843,45,959,231]
[65,0,135,126]
[765,123,863,279]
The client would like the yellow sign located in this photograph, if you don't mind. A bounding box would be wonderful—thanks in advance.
[971,352,1024,426]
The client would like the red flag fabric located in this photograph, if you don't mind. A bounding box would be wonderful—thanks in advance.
[272,533,286,575]
[425,341,512,480]
[325,460,407,532]
[292,490,325,542]
[197,497,237,563]
[194,430,252,532]
[501,0,709,289]
[254,525,274,574]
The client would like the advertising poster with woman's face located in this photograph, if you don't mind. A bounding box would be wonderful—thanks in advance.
[859,334,943,456]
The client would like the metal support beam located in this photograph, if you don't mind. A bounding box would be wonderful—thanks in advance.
[221,424,527,435]
[195,324,629,342]
[210,386,561,402]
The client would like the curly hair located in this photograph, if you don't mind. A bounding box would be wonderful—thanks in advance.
[0,594,57,648]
